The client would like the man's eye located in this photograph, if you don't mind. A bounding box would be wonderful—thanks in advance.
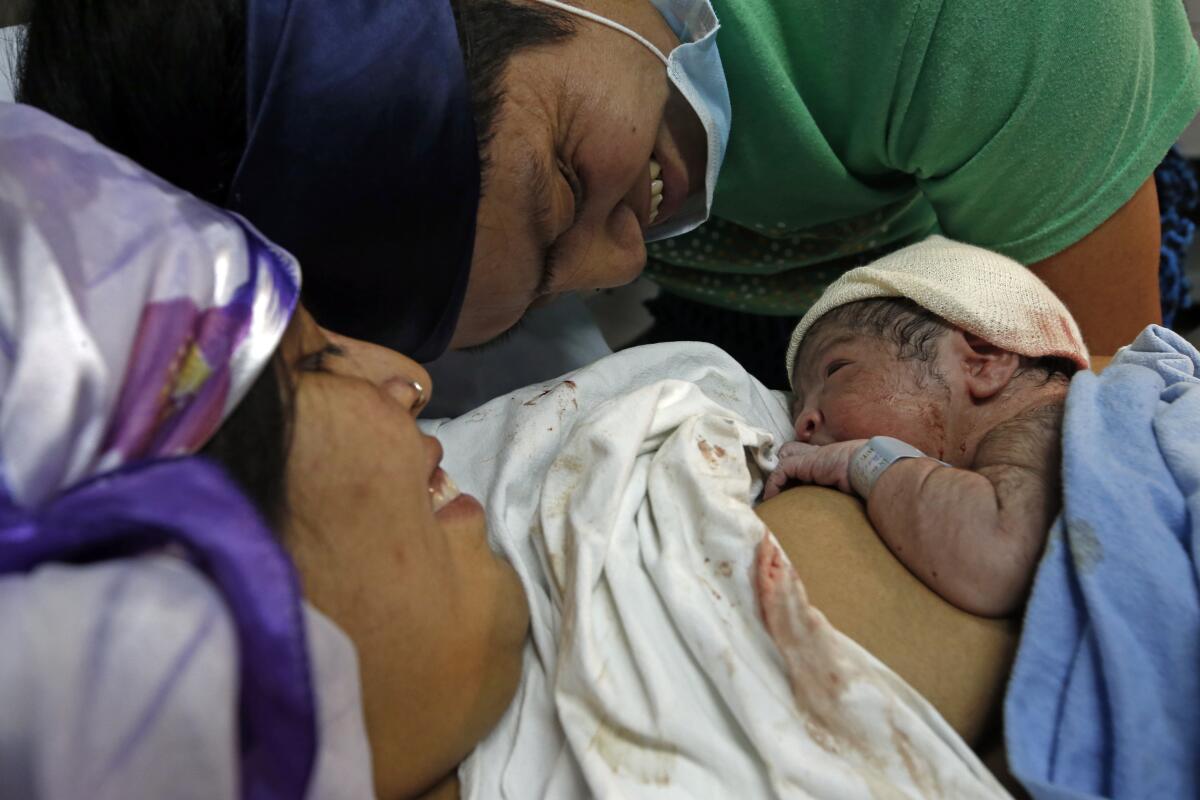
[825,360,849,378]
[558,160,584,221]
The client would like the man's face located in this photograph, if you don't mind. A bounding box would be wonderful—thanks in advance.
[449,0,708,348]
[791,327,957,460]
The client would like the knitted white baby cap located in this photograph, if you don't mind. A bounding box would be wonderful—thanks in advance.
[785,235,1090,389]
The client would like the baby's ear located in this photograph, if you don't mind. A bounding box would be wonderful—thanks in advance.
[949,330,1021,401]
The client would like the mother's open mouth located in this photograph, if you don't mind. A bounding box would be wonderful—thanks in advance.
[429,467,462,513]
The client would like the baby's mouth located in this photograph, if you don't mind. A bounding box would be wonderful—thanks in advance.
[648,157,663,224]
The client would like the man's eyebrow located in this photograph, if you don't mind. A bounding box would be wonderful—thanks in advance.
[522,148,559,295]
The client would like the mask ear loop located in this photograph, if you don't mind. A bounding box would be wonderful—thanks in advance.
[526,0,670,65]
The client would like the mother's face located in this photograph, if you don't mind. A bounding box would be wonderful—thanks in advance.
[280,309,529,798]
[451,0,708,347]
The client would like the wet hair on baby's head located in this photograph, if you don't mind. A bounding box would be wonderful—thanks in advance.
[793,299,951,382]
[793,298,1079,388]
[806,299,949,359]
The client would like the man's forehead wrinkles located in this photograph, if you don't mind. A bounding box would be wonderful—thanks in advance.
[500,72,559,132]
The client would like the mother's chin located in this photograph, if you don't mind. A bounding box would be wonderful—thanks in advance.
[312,535,531,800]
[384,567,530,800]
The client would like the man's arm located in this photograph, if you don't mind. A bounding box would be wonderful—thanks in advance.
[1029,177,1161,355]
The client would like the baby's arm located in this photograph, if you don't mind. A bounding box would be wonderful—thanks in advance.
[765,405,1062,617]
[867,406,1061,617]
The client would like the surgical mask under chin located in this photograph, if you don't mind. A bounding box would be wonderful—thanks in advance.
[527,0,731,242]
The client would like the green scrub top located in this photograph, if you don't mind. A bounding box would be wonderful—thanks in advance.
[647,0,1200,316]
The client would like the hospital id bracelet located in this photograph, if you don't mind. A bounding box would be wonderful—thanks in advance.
[848,436,940,499]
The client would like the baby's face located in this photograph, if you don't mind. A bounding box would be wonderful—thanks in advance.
[791,328,955,459]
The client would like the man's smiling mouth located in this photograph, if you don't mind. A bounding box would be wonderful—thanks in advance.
[648,157,663,224]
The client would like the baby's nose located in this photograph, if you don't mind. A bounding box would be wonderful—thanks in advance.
[794,409,822,442]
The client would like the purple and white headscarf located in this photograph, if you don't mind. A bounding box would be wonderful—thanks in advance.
[0,104,361,799]
[0,105,298,504]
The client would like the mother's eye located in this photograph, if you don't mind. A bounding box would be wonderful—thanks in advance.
[296,343,346,373]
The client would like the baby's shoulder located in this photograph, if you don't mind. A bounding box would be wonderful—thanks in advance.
[973,401,1064,479]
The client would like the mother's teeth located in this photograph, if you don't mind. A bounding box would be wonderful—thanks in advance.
[649,158,664,223]
[430,471,461,512]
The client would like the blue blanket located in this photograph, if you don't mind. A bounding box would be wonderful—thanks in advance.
[1005,325,1200,798]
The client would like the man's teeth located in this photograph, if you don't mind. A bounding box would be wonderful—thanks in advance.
[649,158,663,223]
[430,471,461,512]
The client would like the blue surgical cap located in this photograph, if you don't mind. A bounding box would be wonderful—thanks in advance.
[230,0,480,362]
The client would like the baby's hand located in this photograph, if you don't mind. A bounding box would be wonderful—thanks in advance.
[763,439,868,499]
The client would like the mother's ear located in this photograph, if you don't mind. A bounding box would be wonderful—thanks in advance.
[948,331,1021,401]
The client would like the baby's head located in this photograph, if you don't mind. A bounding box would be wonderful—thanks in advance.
[786,237,1089,462]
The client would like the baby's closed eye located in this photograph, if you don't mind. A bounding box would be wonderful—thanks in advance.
[824,359,850,378]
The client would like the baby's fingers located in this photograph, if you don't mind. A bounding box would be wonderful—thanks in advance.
[777,440,818,459]
[763,466,791,500]
[763,453,821,500]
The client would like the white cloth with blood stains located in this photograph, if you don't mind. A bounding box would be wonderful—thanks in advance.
[427,342,1008,799]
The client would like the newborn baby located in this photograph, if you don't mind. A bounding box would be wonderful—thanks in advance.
[762,236,1090,617]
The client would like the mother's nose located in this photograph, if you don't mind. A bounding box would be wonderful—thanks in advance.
[374,353,432,414]
[382,369,432,415]
[322,328,433,414]
[794,408,822,443]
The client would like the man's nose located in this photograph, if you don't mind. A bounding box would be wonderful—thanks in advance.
[794,408,822,442]
[557,175,651,293]
[561,227,646,293]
